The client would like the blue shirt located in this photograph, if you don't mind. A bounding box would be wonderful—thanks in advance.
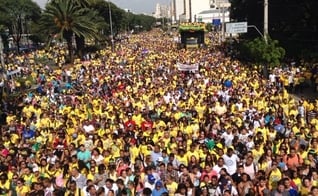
[77,150,91,166]
[22,129,35,140]
[288,188,298,196]
[152,188,168,196]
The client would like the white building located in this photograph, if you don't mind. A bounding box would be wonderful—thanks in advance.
[171,0,186,23]
[196,8,230,24]
[171,0,230,23]
[189,0,211,22]
[154,3,171,19]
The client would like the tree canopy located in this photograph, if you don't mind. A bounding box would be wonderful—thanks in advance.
[0,0,156,60]
[0,0,41,52]
[230,0,318,59]
[39,0,105,62]
[241,37,285,66]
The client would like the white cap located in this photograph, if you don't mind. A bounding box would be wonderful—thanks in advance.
[157,157,164,162]
[33,167,39,172]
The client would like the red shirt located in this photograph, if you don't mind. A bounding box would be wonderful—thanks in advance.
[141,120,153,131]
[200,170,218,181]
[124,119,136,130]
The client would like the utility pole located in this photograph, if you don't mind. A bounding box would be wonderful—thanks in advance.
[263,0,269,78]
[0,36,6,97]
[222,6,225,42]
[108,0,114,52]
[264,0,268,44]
[0,36,4,70]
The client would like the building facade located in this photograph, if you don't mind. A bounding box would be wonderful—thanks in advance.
[170,0,230,24]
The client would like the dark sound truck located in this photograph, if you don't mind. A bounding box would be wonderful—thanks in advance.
[178,23,206,49]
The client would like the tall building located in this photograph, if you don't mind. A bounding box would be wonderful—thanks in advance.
[154,3,171,19]
[171,0,185,23]
[154,3,162,19]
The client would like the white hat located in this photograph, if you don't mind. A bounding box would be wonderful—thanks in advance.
[33,167,39,172]
[157,157,164,162]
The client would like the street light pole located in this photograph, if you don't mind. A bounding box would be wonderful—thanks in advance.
[264,0,268,44]
[0,36,4,70]
[0,36,6,97]
[221,6,225,42]
[108,0,114,52]
[248,25,265,39]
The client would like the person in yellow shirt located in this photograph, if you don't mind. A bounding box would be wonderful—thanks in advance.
[165,175,178,196]
[176,148,188,166]
[252,143,264,163]
[22,167,36,187]
[267,162,282,190]
[16,178,30,196]
[65,180,85,196]
[0,174,10,195]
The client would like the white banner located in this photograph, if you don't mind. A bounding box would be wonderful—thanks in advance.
[7,67,22,76]
[177,63,199,71]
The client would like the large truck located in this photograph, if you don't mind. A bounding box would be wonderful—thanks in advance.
[178,23,206,49]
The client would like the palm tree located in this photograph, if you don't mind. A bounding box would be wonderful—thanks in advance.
[39,0,104,62]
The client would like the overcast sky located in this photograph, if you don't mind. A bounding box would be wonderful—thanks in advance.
[34,0,170,14]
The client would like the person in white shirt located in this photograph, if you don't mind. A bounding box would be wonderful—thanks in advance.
[213,158,229,178]
[238,128,250,144]
[144,174,156,190]
[103,178,118,195]
[83,180,99,196]
[222,148,240,175]
[43,178,54,196]
[215,178,238,196]
[269,73,276,84]
[221,129,234,147]
[71,168,87,189]
[246,135,255,151]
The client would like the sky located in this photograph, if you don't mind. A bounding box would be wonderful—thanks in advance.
[34,0,170,14]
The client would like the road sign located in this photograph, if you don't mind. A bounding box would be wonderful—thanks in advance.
[212,19,221,26]
[226,22,248,34]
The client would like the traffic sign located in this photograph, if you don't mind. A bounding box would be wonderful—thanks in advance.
[212,19,221,26]
[226,22,248,34]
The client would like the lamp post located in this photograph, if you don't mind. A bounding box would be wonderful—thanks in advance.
[108,0,114,52]
[264,0,268,44]
[0,35,7,97]
[0,36,4,70]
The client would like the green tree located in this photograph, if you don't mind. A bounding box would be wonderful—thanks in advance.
[0,0,41,53]
[90,0,127,35]
[230,0,318,58]
[241,37,285,76]
[39,0,104,62]
[130,14,156,31]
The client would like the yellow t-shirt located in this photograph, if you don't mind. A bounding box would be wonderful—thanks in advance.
[166,182,178,196]
[269,169,282,189]
[252,148,264,162]
[176,155,188,166]
[0,181,10,193]
[16,185,30,195]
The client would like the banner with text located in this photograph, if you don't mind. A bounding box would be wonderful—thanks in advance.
[177,63,199,71]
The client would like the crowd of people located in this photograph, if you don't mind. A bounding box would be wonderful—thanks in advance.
[0,28,318,196]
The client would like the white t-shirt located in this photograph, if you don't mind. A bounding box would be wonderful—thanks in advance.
[216,185,238,196]
[103,184,118,195]
[221,132,234,147]
[244,163,257,180]
[83,124,95,133]
[144,181,155,191]
[212,165,229,178]
[269,73,276,83]
[222,154,239,175]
